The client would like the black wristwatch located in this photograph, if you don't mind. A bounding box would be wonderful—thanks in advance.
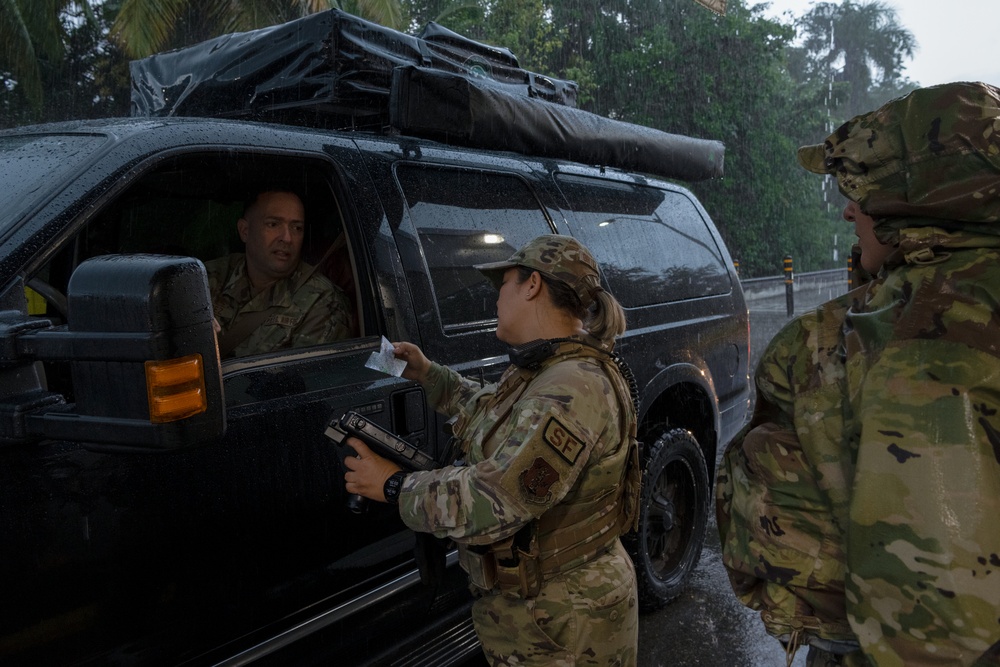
[383,471,407,505]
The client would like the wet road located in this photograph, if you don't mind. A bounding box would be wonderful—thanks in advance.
[636,509,803,667]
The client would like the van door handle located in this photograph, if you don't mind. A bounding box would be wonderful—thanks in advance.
[392,388,425,445]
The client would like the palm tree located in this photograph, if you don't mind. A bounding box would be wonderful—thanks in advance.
[110,0,405,60]
[1,0,98,108]
[797,0,915,118]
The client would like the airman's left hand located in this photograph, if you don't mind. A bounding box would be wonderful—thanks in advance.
[343,438,402,503]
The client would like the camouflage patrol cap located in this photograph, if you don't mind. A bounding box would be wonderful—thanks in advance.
[474,234,603,306]
[797,81,1000,223]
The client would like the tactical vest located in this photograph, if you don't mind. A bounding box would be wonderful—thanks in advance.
[459,339,641,598]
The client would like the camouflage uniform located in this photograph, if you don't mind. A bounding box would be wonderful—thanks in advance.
[718,82,1000,666]
[205,253,352,358]
[398,236,641,667]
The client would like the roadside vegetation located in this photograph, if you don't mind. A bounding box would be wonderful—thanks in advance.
[0,0,917,276]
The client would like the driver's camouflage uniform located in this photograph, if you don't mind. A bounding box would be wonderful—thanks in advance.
[206,253,352,357]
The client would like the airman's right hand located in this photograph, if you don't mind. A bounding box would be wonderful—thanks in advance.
[392,341,431,383]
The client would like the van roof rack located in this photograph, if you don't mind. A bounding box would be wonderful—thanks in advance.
[130,9,723,182]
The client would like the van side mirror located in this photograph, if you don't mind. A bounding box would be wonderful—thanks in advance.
[0,255,224,452]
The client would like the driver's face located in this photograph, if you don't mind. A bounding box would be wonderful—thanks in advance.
[238,191,305,283]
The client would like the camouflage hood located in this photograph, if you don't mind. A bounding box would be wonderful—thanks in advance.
[798,82,1000,236]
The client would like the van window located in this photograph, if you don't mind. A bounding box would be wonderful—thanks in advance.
[0,134,110,235]
[28,152,362,366]
[555,174,731,307]
[396,165,553,328]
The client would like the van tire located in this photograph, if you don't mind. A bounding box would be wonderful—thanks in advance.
[624,428,710,611]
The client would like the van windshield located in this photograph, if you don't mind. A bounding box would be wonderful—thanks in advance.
[0,134,106,237]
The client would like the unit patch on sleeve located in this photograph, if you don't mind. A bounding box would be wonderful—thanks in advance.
[543,417,585,465]
[519,457,559,503]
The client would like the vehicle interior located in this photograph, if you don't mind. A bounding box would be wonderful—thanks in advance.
[24,151,364,395]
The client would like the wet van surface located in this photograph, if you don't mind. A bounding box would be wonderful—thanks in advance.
[0,11,748,666]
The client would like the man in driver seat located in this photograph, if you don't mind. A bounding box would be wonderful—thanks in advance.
[205,189,352,358]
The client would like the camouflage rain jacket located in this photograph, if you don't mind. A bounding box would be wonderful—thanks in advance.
[205,253,352,358]
[717,82,1000,666]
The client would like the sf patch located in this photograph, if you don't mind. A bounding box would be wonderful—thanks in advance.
[519,457,559,503]
[543,417,585,465]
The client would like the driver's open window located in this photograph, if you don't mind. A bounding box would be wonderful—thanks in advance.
[28,152,362,368]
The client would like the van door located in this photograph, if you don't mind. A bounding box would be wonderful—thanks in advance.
[0,136,455,665]
[550,170,748,439]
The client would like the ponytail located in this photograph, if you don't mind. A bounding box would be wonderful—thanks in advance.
[517,267,627,345]
[587,289,627,343]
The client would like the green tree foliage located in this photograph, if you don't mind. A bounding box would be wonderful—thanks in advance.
[782,0,918,270]
[403,0,482,33]
[1,1,129,127]
[472,0,562,73]
[628,1,841,275]
[0,0,94,110]
[414,0,844,274]
[794,0,917,119]
[1,0,919,275]
[110,0,403,59]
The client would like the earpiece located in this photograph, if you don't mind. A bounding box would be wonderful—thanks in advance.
[508,339,557,369]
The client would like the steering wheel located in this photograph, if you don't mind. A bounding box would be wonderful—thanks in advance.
[26,277,69,321]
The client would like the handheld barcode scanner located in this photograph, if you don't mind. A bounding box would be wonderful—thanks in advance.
[325,411,436,512]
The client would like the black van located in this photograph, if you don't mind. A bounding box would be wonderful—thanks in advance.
[0,11,749,666]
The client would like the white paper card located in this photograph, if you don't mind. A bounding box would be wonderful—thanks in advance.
[364,336,407,377]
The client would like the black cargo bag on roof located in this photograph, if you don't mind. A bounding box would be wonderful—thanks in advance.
[129,9,578,120]
[390,65,725,183]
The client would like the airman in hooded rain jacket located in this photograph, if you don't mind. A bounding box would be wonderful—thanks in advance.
[717,82,1000,666]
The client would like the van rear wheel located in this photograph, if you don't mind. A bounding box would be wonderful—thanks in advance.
[624,428,710,611]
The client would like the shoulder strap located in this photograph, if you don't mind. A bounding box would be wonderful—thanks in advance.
[541,339,639,414]
[552,341,642,534]
[293,231,345,293]
[217,306,283,358]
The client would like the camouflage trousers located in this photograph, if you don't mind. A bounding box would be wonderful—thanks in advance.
[472,540,638,667]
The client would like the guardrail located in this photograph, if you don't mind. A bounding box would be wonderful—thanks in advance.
[741,268,850,316]
[742,267,847,289]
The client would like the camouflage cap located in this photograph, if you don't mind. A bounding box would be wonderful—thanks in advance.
[797,81,1000,223]
[474,234,603,306]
